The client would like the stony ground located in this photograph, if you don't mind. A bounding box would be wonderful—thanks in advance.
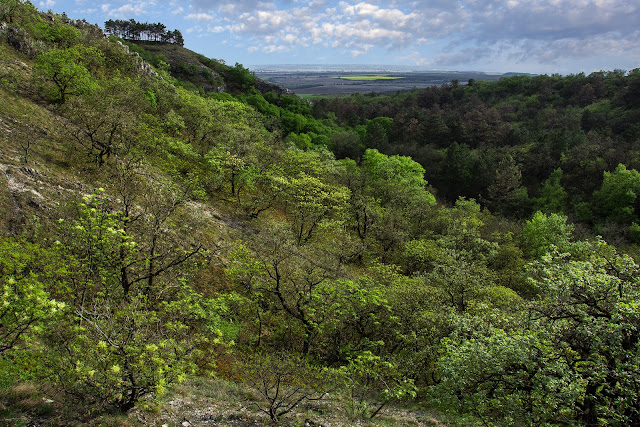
[0,378,450,427]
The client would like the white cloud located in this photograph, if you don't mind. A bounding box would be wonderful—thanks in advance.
[99,2,146,18]
[350,43,374,57]
[39,0,56,9]
[281,33,298,45]
[340,2,419,28]
[186,12,215,22]
[263,44,289,53]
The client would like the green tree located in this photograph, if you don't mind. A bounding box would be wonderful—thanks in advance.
[41,191,215,412]
[203,101,271,197]
[403,198,497,275]
[35,46,104,103]
[486,154,530,216]
[437,327,581,425]
[437,240,640,425]
[342,150,435,260]
[593,163,640,224]
[273,172,350,244]
[330,130,364,161]
[37,22,81,48]
[427,261,494,313]
[526,242,640,424]
[227,225,340,356]
[424,113,450,146]
[533,168,568,214]
[61,76,150,166]
[0,0,35,24]
[440,142,476,200]
[341,351,416,420]
[360,149,434,208]
[521,211,574,258]
[364,118,392,152]
[45,290,214,412]
[0,237,66,355]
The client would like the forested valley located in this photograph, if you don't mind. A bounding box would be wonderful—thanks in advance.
[1,2,640,425]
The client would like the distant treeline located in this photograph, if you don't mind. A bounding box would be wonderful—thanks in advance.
[104,19,184,46]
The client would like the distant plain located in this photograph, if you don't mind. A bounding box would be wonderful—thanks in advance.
[253,68,521,96]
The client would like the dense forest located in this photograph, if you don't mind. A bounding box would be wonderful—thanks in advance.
[1,1,640,425]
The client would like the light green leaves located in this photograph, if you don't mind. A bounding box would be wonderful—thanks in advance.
[35,46,104,103]
[0,237,66,355]
[521,211,574,258]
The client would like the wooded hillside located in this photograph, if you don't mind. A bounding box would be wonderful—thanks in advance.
[1,3,639,425]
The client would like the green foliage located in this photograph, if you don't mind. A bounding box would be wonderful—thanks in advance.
[340,149,436,261]
[228,229,393,360]
[240,92,280,118]
[38,191,216,412]
[593,163,640,224]
[527,242,640,424]
[8,9,640,424]
[364,117,392,151]
[0,0,38,24]
[427,261,494,313]
[224,62,256,92]
[486,154,530,216]
[284,132,313,150]
[437,328,581,425]
[44,292,205,412]
[0,237,66,355]
[380,269,451,385]
[341,351,416,420]
[439,142,476,200]
[273,172,350,244]
[521,211,574,258]
[311,278,393,361]
[438,240,640,425]
[361,149,435,208]
[533,168,568,213]
[35,45,104,103]
[330,130,364,161]
[35,22,80,47]
[60,75,151,165]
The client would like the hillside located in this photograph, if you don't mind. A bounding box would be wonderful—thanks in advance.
[1,4,640,426]
[120,40,292,98]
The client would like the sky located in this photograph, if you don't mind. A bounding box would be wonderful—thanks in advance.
[41,0,640,74]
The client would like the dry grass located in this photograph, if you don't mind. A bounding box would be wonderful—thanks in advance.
[125,376,449,427]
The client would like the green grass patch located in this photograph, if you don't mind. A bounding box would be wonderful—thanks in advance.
[298,93,322,99]
[334,75,405,81]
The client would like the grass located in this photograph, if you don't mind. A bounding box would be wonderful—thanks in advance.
[124,376,452,426]
[298,93,325,99]
[334,75,405,81]
[0,382,57,427]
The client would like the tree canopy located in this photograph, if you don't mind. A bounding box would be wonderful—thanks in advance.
[104,19,184,45]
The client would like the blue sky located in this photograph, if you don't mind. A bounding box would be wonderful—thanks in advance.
[41,0,640,74]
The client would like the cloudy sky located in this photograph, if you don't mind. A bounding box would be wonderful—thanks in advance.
[42,0,640,74]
